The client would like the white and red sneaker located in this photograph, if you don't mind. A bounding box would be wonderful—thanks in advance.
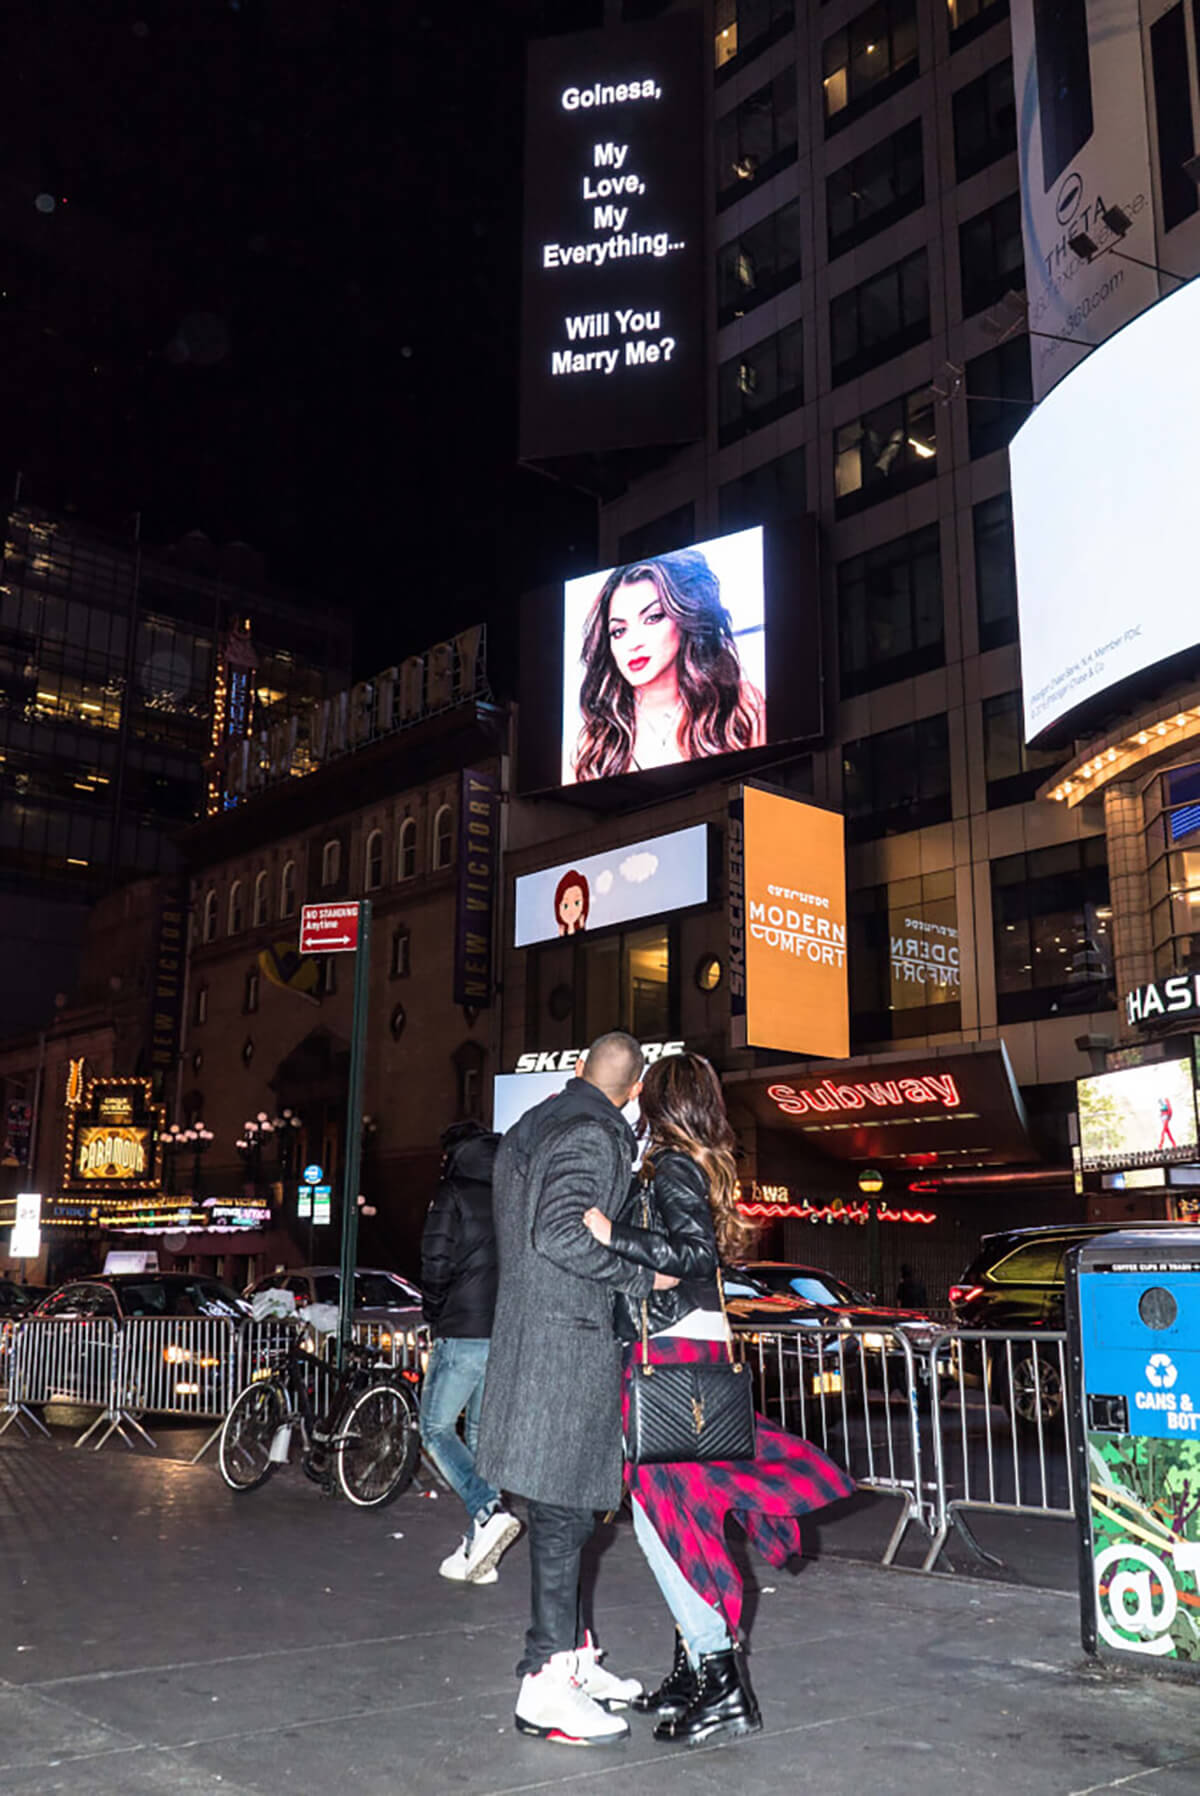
[574,1631,643,1710]
[514,1650,630,1746]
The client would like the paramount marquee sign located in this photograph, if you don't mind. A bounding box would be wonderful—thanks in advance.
[63,1076,163,1193]
[1125,976,1200,1029]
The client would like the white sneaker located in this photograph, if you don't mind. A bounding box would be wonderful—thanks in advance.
[575,1631,643,1710]
[463,1508,521,1581]
[438,1534,473,1582]
[515,1651,630,1745]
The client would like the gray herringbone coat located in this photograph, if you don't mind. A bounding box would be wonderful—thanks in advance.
[476,1078,655,1511]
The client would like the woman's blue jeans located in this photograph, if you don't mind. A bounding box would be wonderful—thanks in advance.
[631,1495,731,1664]
[418,1337,500,1524]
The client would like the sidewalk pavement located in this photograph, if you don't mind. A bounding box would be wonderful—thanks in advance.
[3,1436,1199,1796]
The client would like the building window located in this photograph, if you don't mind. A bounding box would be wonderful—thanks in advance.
[194,983,208,1026]
[581,924,675,1043]
[398,816,417,881]
[822,0,919,135]
[826,120,923,260]
[842,715,952,842]
[228,879,244,935]
[389,1001,406,1040]
[453,1040,487,1120]
[716,198,803,325]
[992,841,1113,1023]
[837,524,942,698]
[719,446,806,532]
[432,803,454,871]
[959,193,1023,318]
[965,337,1032,458]
[280,859,296,918]
[974,492,1017,651]
[617,505,696,564]
[1150,6,1199,232]
[202,890,218,943]
[953,60,1016,182]
[244,966,260,1014]
[252,869,269,928]
[982,691,1063,808]
[714,0,795,75]
[390,925,411,979]
[829,249,930,385]
[1144,764,1200,976]
[365,828,384,892]
[319,955,337,996]
[715,72,798,208]
[947,0,1009,48]
[717,318,804,445]
[834,385,937,516]
[850,869,961,1043]
[321,840,341,887]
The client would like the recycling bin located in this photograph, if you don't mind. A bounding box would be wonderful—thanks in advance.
[1066,1230,1200,1672]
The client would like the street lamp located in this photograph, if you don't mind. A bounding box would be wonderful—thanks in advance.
[237,1118,266,1195]
[163,1122,188,1195]
[857,1168,885,1299]
[182,1122,214,1201]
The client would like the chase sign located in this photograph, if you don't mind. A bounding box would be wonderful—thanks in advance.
[1125,975,1200,1029]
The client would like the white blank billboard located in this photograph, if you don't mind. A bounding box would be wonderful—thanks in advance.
[1012,277,1200,742]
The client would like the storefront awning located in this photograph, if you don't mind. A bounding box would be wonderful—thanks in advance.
[723,1042,1031,1168]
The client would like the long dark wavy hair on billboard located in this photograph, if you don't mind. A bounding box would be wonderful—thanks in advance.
[571,548,764,782]
[639,1051,757,1261]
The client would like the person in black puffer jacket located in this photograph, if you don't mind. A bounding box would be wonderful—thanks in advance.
[420,1120,521,1586]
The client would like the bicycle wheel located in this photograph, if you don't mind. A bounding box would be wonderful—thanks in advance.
[218,1380,285,1492]
[335,1380,419,1508]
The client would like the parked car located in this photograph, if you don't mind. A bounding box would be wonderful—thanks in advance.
[243,1266,423,1357]
[724,1261,948,1410]
[947,1223,1183,1427]
[0,1280,50,1318]
[25,1273,253,1410]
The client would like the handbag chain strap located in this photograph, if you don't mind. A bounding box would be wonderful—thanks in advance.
[637,1167,740,1371]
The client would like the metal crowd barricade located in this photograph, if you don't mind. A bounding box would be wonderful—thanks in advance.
[732,1321,935,1560]
[921,1327,1074,1571]
[0,1317,122,1447]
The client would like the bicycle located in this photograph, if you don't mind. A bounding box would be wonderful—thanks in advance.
[218,1326,420,1507]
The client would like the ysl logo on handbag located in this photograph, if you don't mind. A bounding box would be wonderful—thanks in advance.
[691,1393,705,1434]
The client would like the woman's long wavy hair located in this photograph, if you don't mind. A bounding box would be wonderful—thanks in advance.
[572,548,764,783]
[639,1052,758,1262]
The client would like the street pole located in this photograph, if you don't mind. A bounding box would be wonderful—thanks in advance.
[336,899,371,1367]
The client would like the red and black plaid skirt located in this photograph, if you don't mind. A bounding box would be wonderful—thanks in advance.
[623,1336,855,1633]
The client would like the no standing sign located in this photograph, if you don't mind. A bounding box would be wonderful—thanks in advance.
[299,902,361,955]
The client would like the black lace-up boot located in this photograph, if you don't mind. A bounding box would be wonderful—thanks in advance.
[653,1646,762,1747]
[631,1630,697,1721]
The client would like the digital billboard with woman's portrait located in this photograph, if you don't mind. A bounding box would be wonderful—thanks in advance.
[559,527,767,786]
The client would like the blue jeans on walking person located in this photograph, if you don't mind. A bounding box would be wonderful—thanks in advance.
[419,1336,500,1524]
[631,1495,732,1664]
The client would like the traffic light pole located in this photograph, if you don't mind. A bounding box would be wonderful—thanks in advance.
[336,899,372,1368]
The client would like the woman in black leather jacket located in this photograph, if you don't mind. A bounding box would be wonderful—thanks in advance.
[583,1051,854,1751]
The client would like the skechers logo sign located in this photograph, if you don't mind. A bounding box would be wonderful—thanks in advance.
[513,1042,684,1074]
[1125,975,1200,1028]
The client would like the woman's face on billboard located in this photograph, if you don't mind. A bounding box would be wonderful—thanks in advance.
[606,576,681,690]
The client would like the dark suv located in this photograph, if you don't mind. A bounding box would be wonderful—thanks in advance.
[949,1221,1188,1425]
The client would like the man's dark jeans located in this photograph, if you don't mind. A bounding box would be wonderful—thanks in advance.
[516,1500,595,1677]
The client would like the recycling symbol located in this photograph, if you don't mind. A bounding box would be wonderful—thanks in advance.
[1146,1353,1178,1389]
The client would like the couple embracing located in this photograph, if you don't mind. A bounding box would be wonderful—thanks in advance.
[475,1032,853,1749]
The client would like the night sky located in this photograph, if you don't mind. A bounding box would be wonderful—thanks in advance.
[1,0,608,683]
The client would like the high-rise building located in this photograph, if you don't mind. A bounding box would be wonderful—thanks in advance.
[0,502,347,1039]
[500,0,1200,1287]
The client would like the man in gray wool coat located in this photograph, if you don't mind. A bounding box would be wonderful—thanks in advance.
[476,1030,676,1746]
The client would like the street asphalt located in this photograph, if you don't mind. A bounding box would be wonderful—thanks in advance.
[3,1424,1200,1796]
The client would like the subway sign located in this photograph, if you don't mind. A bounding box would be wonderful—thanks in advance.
[1125,976,1200,1029]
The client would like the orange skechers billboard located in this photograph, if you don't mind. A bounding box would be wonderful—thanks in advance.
[728,783,848,1058]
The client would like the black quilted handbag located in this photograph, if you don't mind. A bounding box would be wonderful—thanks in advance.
[624,1190,757,1466]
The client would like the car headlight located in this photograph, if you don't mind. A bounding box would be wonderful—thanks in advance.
[862,1332,886,1350]
[164,1344,192,1364]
